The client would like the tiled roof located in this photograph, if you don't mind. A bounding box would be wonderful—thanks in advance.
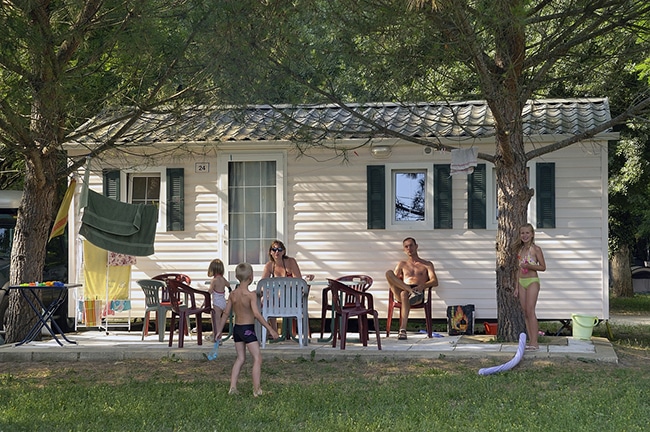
[72,98,611,144]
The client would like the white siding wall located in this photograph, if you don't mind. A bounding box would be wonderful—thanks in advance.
[286,141,608,321]
[68,138,609,324]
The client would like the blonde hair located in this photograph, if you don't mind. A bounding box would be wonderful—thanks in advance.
[208,259,225,277]
[235,262,253,283]
[514,223,536,252]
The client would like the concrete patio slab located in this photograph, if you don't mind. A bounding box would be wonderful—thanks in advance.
[0,328,618,364]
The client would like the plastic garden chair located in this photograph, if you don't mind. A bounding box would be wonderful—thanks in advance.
[320,275,373,339]
[137,279,172,342]
[164,278,213,348]
[328,278,381,350]
[386,285,434,338]
[256,277,309,348]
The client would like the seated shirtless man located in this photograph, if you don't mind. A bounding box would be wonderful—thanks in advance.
[385,237,438,340]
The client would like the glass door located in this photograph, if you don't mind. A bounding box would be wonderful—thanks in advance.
[218,153,285,278]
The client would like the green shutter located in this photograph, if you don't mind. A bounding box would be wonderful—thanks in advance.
[367,165,385,229]
[434,164,452,229]
[167,168,184,231]
[536,163,555,228]
[102,170,120,200]
[468,164,486,229]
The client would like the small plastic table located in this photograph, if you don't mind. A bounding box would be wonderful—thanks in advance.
[8,283,80,346]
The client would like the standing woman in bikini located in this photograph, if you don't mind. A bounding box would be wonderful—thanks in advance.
[514,223,546,351]
[261,240,303,330]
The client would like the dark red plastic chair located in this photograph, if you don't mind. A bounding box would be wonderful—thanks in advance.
[386,286,434,338]
[164,278,213,348]
[152,273,191,305]
[320,275,373,339]
[328,278,381,350]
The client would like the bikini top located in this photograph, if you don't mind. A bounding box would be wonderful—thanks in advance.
[271,259,294,278]
[518,247,539,266]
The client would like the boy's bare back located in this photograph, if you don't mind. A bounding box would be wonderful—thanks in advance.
[228,284,259,326]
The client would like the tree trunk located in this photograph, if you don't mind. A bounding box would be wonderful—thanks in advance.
[5,156,59,343]
[493,124,531,341]
[4,0,67,343]
[611,245,634,297]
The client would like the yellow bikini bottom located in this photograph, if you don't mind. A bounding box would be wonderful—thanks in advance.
[519,277,540,289]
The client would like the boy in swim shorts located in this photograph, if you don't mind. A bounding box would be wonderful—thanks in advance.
[218,262,278,397]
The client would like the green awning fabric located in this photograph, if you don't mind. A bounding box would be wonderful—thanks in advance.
[80,189,158,256]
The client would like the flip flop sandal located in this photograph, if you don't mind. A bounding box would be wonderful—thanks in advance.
[398,329,408,340]
[409,291,424,306]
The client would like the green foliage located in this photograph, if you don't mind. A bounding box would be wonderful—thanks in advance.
[610,293,650,314]
[609,123,650,256]
[0,0,225,187]
[206,0,481,105]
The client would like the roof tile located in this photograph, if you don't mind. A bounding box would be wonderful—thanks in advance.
[72,99,611,144]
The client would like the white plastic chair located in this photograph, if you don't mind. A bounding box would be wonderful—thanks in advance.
[256,277,310,347]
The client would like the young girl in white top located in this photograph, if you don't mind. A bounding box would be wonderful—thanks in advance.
[514,223,546,351]
[208,258,230,343]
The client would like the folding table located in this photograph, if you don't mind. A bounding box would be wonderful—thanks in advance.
[9,283,81,346]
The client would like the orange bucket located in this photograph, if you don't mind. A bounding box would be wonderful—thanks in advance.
[484,322,498,335]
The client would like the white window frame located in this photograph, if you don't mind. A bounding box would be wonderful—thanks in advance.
[385,163,434,231]
[120,167,166,232]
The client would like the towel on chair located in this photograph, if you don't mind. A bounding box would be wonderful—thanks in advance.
[450,147,478,176]
[80,189,158,256]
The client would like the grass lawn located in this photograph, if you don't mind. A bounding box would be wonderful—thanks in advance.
[1,295,649,432]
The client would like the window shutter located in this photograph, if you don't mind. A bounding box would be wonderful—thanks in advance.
[367,165,385,229]
[434,164,452,229]
[103,170,120,200]
[167,168,184,231]
[536,163,555,228]
[468,164,486,229]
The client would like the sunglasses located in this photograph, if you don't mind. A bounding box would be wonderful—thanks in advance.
[271,247,284,252]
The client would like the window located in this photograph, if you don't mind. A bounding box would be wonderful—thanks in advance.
[102,167,184,232]
[367,164,452,230]
[393,170,426,223]
[129,174,160,206]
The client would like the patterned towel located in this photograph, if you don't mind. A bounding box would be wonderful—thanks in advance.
[83,299,102,326]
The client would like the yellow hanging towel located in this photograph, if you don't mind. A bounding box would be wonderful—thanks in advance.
[82,240,131,310]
